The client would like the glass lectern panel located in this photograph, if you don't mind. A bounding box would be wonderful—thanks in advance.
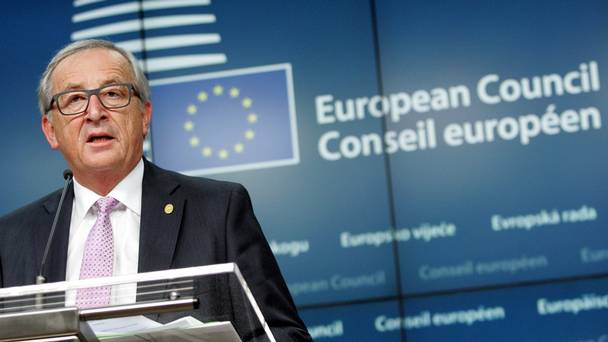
[0,263,275,342]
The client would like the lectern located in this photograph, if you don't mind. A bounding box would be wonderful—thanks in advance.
[0,263,276,341]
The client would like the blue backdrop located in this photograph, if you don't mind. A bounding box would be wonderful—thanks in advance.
[1,0,607,340]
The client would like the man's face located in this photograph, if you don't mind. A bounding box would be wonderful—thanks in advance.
[41,48,151,179]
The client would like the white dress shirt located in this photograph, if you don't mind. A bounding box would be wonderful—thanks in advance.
[65,159,143,306]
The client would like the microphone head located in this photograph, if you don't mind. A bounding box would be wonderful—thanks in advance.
[63,169,73,180]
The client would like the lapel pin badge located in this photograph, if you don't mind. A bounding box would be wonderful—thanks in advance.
[164,203,174,215]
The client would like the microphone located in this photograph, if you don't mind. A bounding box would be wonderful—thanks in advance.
[36,169,73,286]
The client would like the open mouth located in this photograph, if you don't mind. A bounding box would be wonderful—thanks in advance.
[87,134,115,143]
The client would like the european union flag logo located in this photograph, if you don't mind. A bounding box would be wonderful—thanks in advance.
[150,64,299,175]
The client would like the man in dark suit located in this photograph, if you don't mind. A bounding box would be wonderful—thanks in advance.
[0,39,311,341]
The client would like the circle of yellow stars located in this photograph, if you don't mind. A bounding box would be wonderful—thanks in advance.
[183,85,259,160]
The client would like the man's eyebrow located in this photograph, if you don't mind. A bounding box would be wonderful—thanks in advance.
[61,83,85,91]
[59,79,127,92]
[100,78,127,86]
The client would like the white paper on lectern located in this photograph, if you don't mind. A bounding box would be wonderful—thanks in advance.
[91,316,241,342]
[88,315,162,335]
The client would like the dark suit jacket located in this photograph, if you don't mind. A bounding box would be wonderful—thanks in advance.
[0,160,311,341]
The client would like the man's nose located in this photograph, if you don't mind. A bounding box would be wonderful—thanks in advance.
[85,94,107,120]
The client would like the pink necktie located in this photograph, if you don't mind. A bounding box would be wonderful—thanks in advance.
[76,197,118,308]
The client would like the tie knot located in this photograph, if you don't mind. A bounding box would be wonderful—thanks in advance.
[95,197,119,214]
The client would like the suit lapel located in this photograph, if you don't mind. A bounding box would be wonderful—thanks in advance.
[40,185,74,283]
[138,160,184,273]
[30,161,184,282]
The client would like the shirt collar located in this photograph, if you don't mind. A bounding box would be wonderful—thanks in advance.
[72,159,144,222]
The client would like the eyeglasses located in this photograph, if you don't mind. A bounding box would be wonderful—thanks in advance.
[46,83,140,116]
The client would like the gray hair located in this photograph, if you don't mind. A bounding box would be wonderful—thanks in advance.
[37,39,150,116]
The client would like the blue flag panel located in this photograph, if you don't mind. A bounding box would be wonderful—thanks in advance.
[151,64,299,175]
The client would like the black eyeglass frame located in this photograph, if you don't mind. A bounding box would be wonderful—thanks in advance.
[45,83,141,116]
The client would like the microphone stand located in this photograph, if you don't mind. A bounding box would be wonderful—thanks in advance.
[35,170,73,309]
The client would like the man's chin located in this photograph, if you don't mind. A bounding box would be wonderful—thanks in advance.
[80,155,126,174]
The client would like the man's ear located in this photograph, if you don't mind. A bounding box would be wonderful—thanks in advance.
[142,101,152,137]
[41,114,60,149]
